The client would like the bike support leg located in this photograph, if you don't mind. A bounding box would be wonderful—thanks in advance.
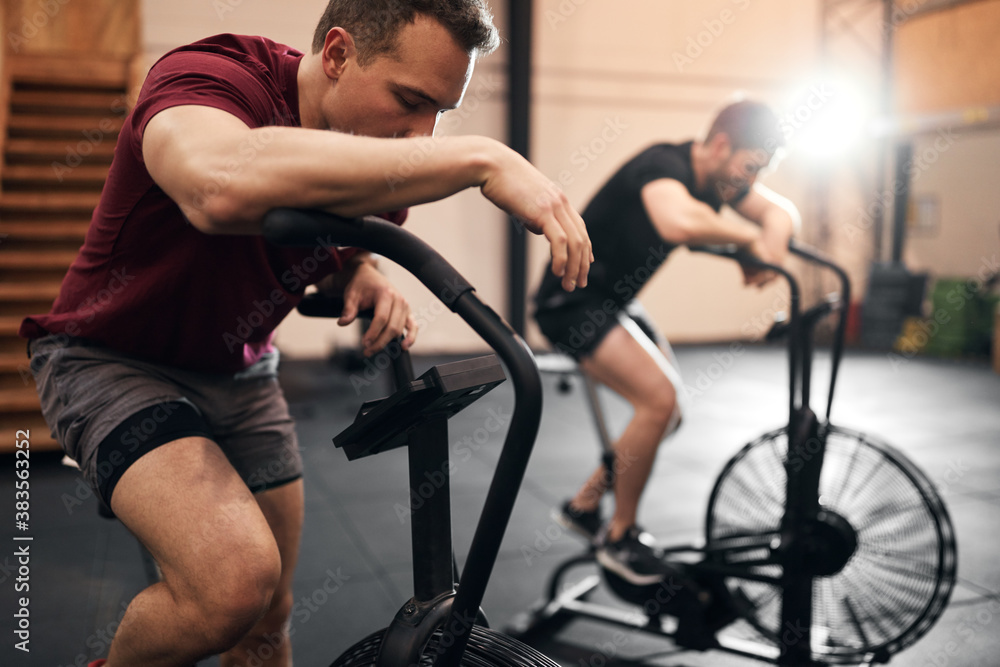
[778,407,824,666]
[408,416,455,603]
[375,415,456,667]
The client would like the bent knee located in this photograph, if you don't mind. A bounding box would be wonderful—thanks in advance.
[240,589,294,648]
[177,549,283,651]
[209,551,282,618]
[633,378,679,425]
[256,588,294,633]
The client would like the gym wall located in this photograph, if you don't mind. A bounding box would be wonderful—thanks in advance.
[0,11,6,165]
[904,131,1000,280]
[893,0,1000,285]
[4,0,139,56]
[136,0,996,357]
[894,0,1000,113]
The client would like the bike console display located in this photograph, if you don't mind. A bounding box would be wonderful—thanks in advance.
[334,355,506,460]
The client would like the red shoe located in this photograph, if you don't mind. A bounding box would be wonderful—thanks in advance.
[88,661,107,667]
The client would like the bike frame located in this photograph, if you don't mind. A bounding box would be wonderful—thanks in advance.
[512,241,862,666]
[263,209,545,666]
[697,241,854,666]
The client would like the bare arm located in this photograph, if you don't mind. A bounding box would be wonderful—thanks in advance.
[315,250,376,296]
[142,105,591,290]
[732,183,800,265]
[641,178,763,248]
[314,252,418,356]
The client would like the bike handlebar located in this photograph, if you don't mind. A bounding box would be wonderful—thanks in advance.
[687,243,802,427]
[687,239,852,423]
[264,209,476,308]
[262,208,543,665]
[788,241,851,421]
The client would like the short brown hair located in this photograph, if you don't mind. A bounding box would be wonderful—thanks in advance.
[706,100,785,153]
[311,0,500,65]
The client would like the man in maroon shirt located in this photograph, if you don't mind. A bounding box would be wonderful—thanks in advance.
[21,1,592,665]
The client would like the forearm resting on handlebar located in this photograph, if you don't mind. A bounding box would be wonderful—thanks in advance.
[142,105,591,292]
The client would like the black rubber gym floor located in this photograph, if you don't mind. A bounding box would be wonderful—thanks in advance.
[3,344,998,666]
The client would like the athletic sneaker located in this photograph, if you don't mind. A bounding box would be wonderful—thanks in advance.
[552,499,603,541]
[596,525,667,585]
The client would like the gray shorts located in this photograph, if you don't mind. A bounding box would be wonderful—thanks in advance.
[29,335,301,504]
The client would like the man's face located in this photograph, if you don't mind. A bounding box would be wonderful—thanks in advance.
[319,14,475,138]
[711,144,773,202]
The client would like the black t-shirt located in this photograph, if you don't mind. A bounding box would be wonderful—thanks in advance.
[535,141,736,311]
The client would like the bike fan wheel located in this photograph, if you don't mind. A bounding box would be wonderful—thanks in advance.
[705,424,956,664]
[331,624,561,666]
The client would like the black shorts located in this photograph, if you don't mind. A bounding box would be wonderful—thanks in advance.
[535,297,662,360]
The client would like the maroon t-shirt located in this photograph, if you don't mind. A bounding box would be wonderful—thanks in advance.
[21,34,404,373]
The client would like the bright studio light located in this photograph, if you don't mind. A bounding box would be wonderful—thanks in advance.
[780,77,873,160]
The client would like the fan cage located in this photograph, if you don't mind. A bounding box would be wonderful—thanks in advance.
[705,424,957,663]
[330,624,561,667]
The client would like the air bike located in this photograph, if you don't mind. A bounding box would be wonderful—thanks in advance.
[506,241,957,666]
[262,208,561,666]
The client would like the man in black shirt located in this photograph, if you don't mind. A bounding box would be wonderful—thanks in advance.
[534,100,799,584]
